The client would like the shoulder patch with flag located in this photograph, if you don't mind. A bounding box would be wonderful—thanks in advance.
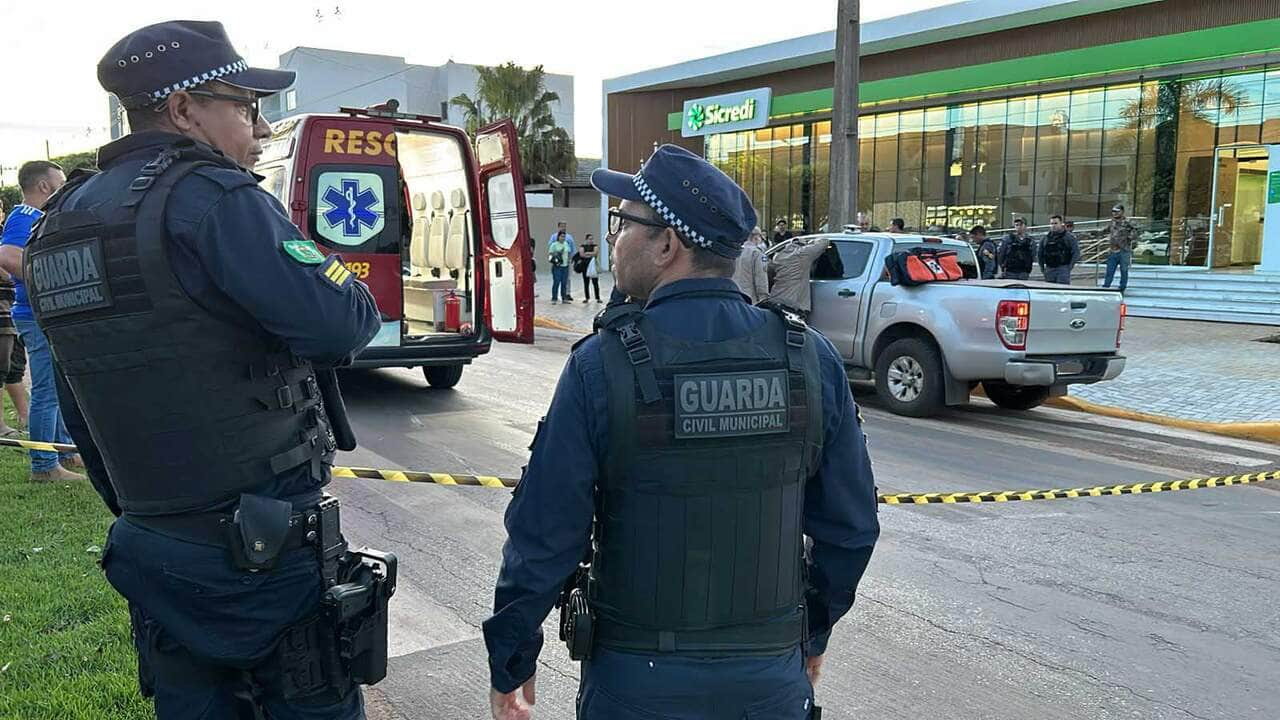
[281,239,326,265]
[317,254,354,291]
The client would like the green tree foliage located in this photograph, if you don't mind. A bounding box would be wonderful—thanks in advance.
[450,62,576,184]
[50,149,99,174]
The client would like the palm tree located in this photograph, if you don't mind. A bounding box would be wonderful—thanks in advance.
[451,62,576,184]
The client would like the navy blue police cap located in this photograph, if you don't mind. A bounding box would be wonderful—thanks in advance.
[98,20,296,110]
[591,144,757,259]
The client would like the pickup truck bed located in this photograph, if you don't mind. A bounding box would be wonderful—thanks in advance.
[777,232,1126,416]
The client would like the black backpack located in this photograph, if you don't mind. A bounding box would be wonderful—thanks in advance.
[1042,232,1072,268]
[1005,237,1034,274]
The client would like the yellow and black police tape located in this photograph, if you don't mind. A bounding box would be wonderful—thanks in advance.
[4,436,1274,506]
[329,465,1280,505]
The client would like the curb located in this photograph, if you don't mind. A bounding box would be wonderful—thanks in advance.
[1047,395,1280,445]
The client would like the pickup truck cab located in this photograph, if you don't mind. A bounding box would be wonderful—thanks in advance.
[786,232,1126,417]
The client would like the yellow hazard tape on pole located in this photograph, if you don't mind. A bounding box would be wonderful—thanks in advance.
[3,438,1273,504]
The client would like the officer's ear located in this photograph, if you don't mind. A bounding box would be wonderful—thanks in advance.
[165,91,202,134]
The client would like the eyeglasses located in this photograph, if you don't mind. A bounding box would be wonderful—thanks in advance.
[608,207,668,236]
[185,89,260,124]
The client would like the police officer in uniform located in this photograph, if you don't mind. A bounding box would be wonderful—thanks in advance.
[26,21,388,718]
[483,145,880,720]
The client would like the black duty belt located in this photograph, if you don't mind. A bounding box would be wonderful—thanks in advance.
[123,509,316,551]
[593,615,804,656]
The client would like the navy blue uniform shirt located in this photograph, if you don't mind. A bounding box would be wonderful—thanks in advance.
[483,277,880,693]
[52,131,380,512]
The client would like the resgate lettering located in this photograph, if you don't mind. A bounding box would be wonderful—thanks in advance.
[322,129,398,157]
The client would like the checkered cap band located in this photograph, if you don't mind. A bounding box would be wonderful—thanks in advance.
[150,59,248,102]
[632,174,710,249]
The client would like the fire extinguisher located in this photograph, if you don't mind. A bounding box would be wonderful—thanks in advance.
[444,291,461,332]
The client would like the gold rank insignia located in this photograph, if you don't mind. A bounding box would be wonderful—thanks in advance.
[318,254,354,291]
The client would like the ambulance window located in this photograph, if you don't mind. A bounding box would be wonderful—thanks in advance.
[307,163,401,254]
[258,166,287,206]
[487,172,519,250]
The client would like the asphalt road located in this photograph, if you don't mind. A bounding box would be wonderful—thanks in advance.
[332,328,1280,720]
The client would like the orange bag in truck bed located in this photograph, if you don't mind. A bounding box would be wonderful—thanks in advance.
[887,248,964,286]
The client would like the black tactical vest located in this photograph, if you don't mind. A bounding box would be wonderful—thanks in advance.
[589,304,824,655]
[26,143,335,515]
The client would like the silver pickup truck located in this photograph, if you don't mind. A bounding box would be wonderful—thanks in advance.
[775,232,1126,417]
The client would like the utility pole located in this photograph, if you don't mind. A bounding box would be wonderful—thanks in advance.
[827,0,859,231]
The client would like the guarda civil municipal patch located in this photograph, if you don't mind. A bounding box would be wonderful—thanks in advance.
[673,370,790,439]
[27,238,113,319]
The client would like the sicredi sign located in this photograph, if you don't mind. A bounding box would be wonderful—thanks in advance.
[682,88,772,138]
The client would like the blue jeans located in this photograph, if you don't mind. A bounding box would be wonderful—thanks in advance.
[15,318,73,472]
[577,647,814,719]
[551,265,569,301]
[103,518,364,718]
[1104,250,1132,292]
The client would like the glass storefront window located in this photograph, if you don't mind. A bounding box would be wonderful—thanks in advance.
[700,62,1275,262]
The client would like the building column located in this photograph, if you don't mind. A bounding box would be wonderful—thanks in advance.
[1258,144,1280,274]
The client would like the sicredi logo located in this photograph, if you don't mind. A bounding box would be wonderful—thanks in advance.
[681,88,772,138]
[687,99,757,132]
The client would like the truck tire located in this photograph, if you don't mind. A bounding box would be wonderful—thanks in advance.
[875,337,945,417]
[423,364,464,389]
[982,381,1049,411]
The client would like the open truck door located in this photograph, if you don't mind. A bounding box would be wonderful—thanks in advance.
[474,120,535,344]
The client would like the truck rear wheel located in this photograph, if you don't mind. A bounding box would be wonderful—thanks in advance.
[875,337,945,417]
[423,364,464,389]
[982,381,1049,411]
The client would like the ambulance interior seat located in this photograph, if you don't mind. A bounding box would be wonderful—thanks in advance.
[409,192,429,273]
[426,191,449,279]
[445,188,468,279]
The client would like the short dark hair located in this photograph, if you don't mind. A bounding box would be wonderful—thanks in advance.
[970,225,987,236]
[18,161,63,192]
[890,217,905,229]
[585,233,594,240]
[1050,214,1063,223]
[1014,217,1026,225]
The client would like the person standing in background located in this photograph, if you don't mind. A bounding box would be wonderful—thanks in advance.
[549,221,575,300]
[733,225,769,304]
[0,161,82,482]
[548,230,571,303]
[998,217,1035,280]
[972,225,997,280]
[577,233,601,303]
[771,218,794,246]
[1040,215,1081,284]
[1102,204,1138,293]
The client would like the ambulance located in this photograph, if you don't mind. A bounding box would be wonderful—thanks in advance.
[255,104,535,388]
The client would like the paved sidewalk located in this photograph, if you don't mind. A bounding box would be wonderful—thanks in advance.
[1071,317,1280,424]
[531,269,616,333]
[530,272,1280,425]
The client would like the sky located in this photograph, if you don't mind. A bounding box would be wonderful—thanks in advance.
[0,0,954,181]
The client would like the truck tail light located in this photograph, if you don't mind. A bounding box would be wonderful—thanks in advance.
[1117,303,1127,348]
[996,300,1030,350]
